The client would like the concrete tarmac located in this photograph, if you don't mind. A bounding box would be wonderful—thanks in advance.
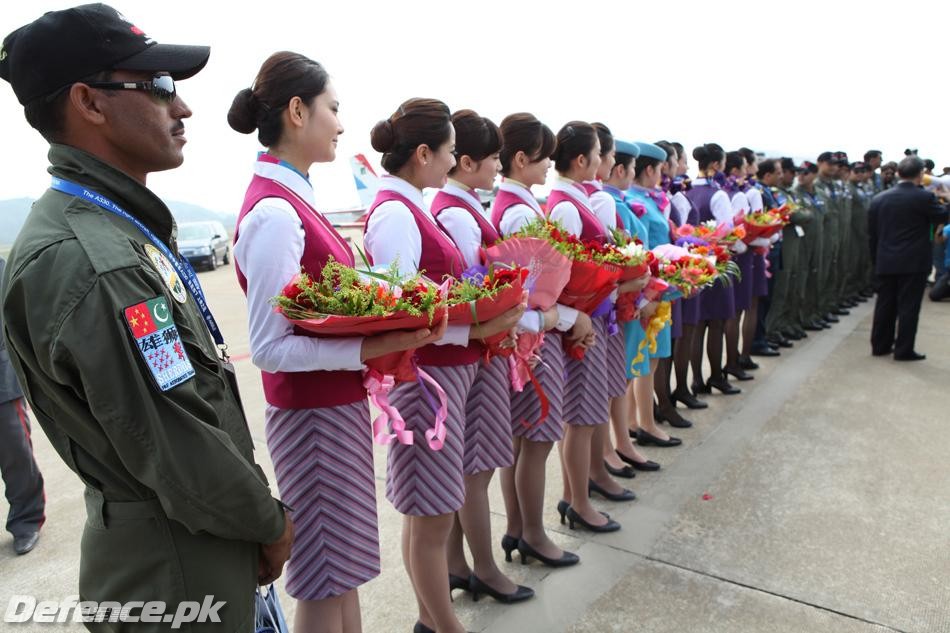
[1,265,947,633]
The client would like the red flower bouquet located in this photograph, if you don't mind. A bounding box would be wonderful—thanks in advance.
[737,205,790,243]
[446,264,528,357]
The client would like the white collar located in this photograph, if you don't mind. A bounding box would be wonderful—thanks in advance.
[253,159,315,207]
[378,175,426,210]
[553,177,593,210]
[693,177,709,185]
[583,179,603,192]
[441,182,483,214]
[498,180,544,215]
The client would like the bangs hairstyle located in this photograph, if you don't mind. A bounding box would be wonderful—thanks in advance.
[498,113,556,176]
[228,51,330,147]
[449,109,500,175]
[370,97,452,174]
[693,143,725,170]
[592,122,614,157]
[613,152,636,172]
[552,121,597,173]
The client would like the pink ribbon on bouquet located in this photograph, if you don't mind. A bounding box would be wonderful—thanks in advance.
[364,369,414,447]
[414,366,449,450]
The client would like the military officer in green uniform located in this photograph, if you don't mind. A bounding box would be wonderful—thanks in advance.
[865,150,884,196]
[792,162,825,331]
[0,6,293,631]
[765,158,808,340]
[814,152,842,323]
[833,155,856,311]
[848,162,873,298]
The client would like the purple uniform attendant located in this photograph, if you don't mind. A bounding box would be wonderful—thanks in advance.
[364,175,480,515]
[234,153,379,601]
[431,182,514,474]
[686,178,737,321]
[548,178,610,426]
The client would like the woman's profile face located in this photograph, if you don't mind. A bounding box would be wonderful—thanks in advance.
[421,126,457,189]
[304,82,343,163]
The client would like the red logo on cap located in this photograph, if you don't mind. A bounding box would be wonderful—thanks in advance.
[130,25,145,36]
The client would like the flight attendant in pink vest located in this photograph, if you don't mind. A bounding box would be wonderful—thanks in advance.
[490,113,582,569]
[580,122,642,501]
[229,53,444,633]
[363,98,525,633]
[430,109,533,604]
[548,122,624,534]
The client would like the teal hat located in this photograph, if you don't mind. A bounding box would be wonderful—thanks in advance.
[634,142,667,161]
[614,140,640,158]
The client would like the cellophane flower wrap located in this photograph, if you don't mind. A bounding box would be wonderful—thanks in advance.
[445,264,528,358]
[737,204,791,243]
[272,258,451,450]
[610,231,655,323]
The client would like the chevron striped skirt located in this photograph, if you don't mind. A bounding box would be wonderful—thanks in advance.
[464,356,513,475]
[264,400,380,600]
[511,331,565,443]
[563,317,610,426]
[386,363,479,516]
[606,324,628,399]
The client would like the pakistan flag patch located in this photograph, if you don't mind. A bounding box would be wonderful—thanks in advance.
[123,297,195,391]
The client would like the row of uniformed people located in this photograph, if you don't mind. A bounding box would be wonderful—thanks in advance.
[229,50,708,633]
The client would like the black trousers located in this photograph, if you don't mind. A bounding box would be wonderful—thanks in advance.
[870,273,928,357]
[0,398,45,538]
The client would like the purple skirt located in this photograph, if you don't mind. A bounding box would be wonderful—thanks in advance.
[753,251,769,297]
[563,317,610,426]
[681,294,702,325]
[700,277,737,321]
[463,356,513,475]
[606,324,628,398]
[670,299,683,339]
[387,363,478,516]
[511,332,565,443]
[265,400,380,600]
[733,251,755,312]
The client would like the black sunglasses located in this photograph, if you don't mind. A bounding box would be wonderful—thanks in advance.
[85,74,176,102]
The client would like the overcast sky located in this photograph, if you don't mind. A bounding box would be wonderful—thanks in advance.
[1,0,948,214]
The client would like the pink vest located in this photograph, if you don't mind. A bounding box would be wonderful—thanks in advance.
[581,181,624,233]
[546,185,607,242]
[430,190,500,247]
[235,158,366,409]
[364,189,481,366]
[490,187,543,234]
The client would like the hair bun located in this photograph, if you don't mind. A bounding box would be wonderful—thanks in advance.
[692,145,708,163]
[227,88,259,135]
[370,119,395,153]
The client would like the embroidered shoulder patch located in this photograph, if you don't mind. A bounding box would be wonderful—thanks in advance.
[123,297,195,391]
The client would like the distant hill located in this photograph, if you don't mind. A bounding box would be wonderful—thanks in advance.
[0,197,237,246]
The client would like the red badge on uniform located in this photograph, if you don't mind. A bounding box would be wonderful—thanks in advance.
[123,297,195,391]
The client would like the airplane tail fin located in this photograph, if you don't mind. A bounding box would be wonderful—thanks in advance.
[350,154,379,209]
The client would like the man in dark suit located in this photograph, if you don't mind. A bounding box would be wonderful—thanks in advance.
[868,156,949,360]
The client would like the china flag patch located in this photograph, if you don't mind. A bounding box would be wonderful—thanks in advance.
[123,297,195,391]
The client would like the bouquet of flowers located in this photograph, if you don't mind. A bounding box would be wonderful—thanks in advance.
[645,244,718,301]
[737,204,791,243]
[273,258,450,450]
[445,264,528,358]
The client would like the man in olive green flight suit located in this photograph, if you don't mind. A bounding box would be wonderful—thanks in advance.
[848,163,873,297]
[765,159,807,339]
[794,163,826,330]
[814,153,841,322]
[835,161,855,305]
[0,6,293,632]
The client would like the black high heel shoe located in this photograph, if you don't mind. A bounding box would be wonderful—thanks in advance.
[724,366,754,381]
[449,573,470,601]
[691,380,711,395]
[588,479,636,502]
[616,450,661,471]
[565,507,621,533]
[738,355,760,370]
[516,539,580,567]
[706,377,741,395]
[635,428,683,447]
[655,407,693,428]
[671,388,708,409]
[500,534,519,562]
[469,574,535,604]
[604,461,637,479]
[556,500,570,524]
[413,622,435,633]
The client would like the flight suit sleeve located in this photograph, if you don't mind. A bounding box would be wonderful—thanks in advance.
[45,268,285,544]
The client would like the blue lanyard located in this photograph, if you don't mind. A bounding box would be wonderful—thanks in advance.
[50,177,225,348]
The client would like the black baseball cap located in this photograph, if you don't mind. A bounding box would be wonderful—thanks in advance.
[817,151,835,163]
[0,4,209,105]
